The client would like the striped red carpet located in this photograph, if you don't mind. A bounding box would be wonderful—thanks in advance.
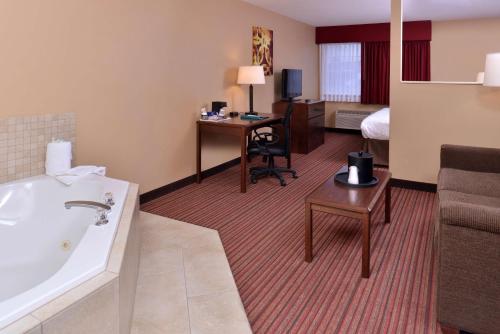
[142,132,442,333]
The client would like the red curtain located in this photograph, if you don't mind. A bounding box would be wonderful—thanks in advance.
[402,41,431,81]
[361,42,390,105]
[361,40,431,104]
[316,21,432,44]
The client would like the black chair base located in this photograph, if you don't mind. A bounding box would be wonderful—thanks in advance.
[250,166,298,186]
[247,100,295,187]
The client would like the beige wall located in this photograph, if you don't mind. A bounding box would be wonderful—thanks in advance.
[391,0,500,183]
[431,17,500,82]
[325,102,386,128]
[0,0,318,193]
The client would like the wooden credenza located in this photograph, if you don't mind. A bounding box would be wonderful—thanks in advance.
[272,100,325,154]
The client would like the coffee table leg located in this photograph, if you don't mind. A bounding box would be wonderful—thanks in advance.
[305,202,313,262]
[362,213,371,278]
[385,184,391,224]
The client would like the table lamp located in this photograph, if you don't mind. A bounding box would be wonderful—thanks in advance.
[483,53,500,87]
[237,66,265,115]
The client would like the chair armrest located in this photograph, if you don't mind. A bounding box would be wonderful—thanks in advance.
[440,200,500,234]
[441,144,500,173]
[253,131,279,145]
[251,125,280,138]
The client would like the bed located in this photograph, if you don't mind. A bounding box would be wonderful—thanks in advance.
[360,107,390,166]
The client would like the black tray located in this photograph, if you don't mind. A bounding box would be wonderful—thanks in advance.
[334,172,379,188]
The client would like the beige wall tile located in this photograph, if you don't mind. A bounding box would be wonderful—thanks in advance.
[0,113,75,183]
[119,212,141,334]
[40,279,119,334]
[24,326,42,334]
[107,183,139,274]
[0,315,41,334]
[32,272,117,323]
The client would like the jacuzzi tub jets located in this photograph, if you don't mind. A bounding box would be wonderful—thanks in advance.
[0,174,129,329]
[61,240,72,251]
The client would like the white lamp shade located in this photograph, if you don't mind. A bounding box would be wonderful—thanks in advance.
[483,53,500,87]
[237,66,265,85]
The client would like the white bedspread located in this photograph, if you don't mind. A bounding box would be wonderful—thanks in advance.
[361,107,390,140]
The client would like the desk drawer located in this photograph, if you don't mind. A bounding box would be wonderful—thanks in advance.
[272,100,325,154]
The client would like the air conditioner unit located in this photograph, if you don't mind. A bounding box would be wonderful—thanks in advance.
[335,110,373,130]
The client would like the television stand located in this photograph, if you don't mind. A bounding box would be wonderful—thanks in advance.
[272,100,325,154]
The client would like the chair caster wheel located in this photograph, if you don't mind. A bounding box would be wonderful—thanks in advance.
[292,173,298,179]
[280,181,286,187]
[251,177,257,184]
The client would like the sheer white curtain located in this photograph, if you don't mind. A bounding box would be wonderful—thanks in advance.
[320,43,362,102]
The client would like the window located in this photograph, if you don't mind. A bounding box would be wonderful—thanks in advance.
[320,43,362,102]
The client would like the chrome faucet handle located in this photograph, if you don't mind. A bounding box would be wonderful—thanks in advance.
[65,201,111,211]
[104,192,115,206]
[95,209,109,226]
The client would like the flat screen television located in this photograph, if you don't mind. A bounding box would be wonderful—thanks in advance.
[282,69,302,100]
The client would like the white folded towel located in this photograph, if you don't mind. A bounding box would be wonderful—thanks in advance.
[45,140,72,176]
[54,166,106,186]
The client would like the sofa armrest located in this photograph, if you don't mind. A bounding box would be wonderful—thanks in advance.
[441,144,500,173]
[440,200,500,234]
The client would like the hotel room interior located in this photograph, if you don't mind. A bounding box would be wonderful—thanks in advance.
[1,0,500,333]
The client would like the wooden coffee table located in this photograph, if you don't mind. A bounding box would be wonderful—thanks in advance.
[304,169,391,278]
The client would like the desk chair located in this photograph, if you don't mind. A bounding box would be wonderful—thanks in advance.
[247,102,297,186]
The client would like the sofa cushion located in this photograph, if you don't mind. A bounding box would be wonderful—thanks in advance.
[438,190,500,234]
[440,200,500,234]
[438,168,500,198]
[439,190,500,207]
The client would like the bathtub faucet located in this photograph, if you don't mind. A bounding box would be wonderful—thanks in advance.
[64,201,111,226]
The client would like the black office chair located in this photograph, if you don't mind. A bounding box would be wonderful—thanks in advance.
[247,101,297,186]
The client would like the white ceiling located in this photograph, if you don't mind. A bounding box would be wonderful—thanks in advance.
[242,0,500,27]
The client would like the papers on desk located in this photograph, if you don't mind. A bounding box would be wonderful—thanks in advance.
[199,116,230,122]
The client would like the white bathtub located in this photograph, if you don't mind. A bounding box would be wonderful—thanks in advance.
[0,174,129,329]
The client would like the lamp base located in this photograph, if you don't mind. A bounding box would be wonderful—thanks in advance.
[245,111,258,115]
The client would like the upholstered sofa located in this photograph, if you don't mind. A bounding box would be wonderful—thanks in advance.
[437,144,500,334]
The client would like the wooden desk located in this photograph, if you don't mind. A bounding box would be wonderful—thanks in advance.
[305,169,391,278]
[196,114,282,193]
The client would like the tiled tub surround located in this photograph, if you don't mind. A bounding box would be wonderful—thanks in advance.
[0,113,76,183]
[0,183,141,334]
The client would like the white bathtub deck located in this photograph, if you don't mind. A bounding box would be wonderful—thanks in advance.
[132,212,252,334]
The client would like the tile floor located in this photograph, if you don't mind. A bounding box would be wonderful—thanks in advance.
[131,212,252,334]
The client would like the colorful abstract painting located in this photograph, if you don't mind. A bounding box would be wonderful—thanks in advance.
[252,26,273,76]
